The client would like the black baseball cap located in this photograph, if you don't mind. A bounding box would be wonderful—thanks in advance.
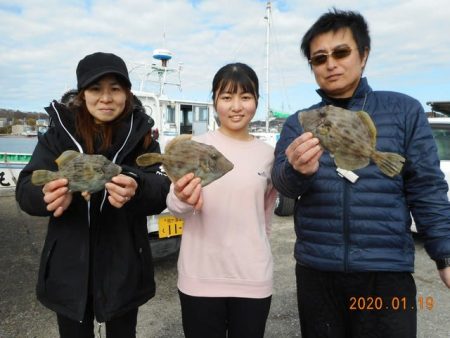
[76,52,132,90]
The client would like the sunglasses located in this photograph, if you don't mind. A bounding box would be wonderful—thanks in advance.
[309,46,353,66]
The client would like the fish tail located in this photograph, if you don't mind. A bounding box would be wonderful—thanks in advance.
[136,153,163,167]
[372,151,405,177]
[31,170,59,186]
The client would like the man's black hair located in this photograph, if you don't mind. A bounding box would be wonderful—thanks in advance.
[300,8,370,61]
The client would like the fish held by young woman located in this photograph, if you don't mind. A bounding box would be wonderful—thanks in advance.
[136,134,234,186]
[299,105,405,177]
[31,150,122,193]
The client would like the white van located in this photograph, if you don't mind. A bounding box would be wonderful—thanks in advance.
[410,118,450,233]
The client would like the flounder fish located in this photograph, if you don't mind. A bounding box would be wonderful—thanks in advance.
[299,105,405,177]
[136,134,234,186]
[31,150,122,193]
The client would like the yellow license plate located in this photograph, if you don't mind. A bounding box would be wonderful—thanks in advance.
[158,215,184,238]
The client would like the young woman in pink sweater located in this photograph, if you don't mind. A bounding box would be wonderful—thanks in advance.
[166,62,278,338]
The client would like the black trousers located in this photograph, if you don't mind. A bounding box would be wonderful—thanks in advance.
[178,290,272,338]
[296,264,417,338]
[56,300,138,338]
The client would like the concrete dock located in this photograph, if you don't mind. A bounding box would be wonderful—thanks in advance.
[0,189,449,337]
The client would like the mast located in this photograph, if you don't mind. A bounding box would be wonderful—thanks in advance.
[264,1,271,132]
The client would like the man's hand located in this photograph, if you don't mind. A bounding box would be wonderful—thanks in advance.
[286,132,323,175]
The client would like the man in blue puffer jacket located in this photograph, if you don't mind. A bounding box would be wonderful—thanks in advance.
[271,8,450,338]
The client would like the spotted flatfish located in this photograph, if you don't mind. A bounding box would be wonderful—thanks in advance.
[31,150,122,192]
[299,105,405,177]
[136,134,234,186]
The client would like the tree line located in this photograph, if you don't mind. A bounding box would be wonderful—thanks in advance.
[0,108,48,134]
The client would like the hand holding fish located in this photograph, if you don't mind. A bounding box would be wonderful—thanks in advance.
[105,174,138,209]
[299,106,405,177]
[286,132,323,175]
[42,178,73,217]
[173,173,203,211]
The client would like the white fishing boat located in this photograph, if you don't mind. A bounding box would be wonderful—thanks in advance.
[0,152,32,190]
[132,48,217,152]
[131,48,218,258]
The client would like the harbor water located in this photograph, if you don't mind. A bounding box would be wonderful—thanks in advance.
[0,136,38,154]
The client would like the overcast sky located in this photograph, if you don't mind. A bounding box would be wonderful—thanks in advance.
[1,0,449,120]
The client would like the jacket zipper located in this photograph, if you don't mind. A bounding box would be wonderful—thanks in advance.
[343,179,350,272]
[341,93,367,272]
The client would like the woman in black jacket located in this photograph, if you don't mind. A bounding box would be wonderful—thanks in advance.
[16,52,170,338]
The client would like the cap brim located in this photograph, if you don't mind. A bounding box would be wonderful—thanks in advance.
[78,69,131,90]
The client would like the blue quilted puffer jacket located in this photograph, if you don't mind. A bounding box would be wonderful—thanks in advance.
[271,77,450,272]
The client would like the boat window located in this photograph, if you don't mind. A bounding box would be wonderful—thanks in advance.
[197,106,209,122]
[180,105,193,134]
[166,106,175,123]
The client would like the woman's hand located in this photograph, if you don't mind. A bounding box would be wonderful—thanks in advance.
[42,178,72,217]
[286,132,323,175]
[174,173,203,211]
[105,174,138,209]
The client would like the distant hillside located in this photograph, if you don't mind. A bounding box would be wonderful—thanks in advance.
[0,108,47,119]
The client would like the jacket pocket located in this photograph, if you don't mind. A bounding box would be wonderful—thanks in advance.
[133,227,154,288]
[36,238,57,296]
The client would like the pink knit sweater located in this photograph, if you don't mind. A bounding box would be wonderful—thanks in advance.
[166,130,277,298]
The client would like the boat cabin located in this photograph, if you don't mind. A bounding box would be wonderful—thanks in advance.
[133,90,217,152]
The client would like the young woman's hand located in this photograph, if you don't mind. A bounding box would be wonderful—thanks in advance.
[174,173,203,211]
[105,174,138,209]
[42,178,72,217]
[286,132,323,175]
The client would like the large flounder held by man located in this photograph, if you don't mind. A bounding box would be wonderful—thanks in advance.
[31,150,122,193]
[136,134,234,186]
[299,105,405,177]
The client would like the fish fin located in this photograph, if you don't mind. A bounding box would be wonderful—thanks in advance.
[81,191,91,201]
[31,170,59,186]
[165,134,192,152]
[372,151,405,177]
[55,150,80,168]
[136,153,163,166]
[334,152,369,171]
[356,111,377,148]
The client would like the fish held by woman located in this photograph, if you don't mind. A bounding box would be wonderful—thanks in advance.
[299,105,405,177]
[31,150,122,193]
[136,134,234,186]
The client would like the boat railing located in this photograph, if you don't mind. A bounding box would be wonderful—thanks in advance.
[0,152,32,165]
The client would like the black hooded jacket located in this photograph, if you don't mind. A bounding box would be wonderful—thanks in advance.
[16,99,170,322]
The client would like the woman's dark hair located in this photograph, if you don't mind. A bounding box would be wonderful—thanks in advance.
[300,8,370,62]
[69,75,134,154]
[212,63,259,108]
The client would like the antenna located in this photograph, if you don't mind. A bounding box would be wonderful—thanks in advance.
[264,1,271,132]
[128,1,182,96]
